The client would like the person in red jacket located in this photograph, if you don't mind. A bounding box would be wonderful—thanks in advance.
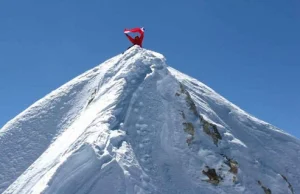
[124,27,145,48]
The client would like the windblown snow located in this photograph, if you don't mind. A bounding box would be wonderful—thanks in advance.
[0,46,299,194]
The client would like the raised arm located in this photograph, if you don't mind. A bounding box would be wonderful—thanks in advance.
[125,34,135,44]
[138,28,144,42]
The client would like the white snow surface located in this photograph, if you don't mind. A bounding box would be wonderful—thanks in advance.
[1,46,299,194]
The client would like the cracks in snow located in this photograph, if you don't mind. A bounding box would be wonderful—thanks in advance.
[257,180,272,194]
[281,174,295,194]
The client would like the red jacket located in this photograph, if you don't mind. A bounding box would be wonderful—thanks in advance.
[124,27,144,47]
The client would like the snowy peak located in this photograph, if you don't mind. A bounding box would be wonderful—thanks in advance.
[1,46,299,194]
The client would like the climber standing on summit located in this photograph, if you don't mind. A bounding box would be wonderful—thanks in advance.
[124,27,145,48]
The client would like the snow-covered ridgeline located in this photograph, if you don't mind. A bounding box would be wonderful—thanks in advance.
[1,46,299,194]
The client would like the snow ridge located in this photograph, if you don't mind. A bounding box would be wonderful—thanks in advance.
[1,46,299,194]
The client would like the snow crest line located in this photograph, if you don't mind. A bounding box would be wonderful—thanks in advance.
[1,46,299,194]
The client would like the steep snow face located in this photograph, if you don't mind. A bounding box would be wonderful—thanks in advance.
[1,46,299,194]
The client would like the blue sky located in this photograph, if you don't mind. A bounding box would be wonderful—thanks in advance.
[0,1,299,138]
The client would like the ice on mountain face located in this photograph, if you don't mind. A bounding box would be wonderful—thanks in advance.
[1,46,300,194]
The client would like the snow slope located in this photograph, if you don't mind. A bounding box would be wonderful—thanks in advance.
[1,46,299,194]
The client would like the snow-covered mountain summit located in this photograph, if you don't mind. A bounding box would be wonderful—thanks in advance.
[1,46,299,194]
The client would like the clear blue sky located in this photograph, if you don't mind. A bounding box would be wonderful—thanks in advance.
[0,1,299,138]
